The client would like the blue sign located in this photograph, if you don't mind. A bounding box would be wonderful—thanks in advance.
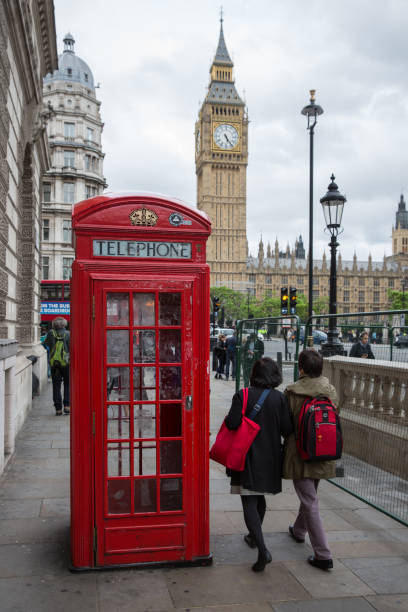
[41,302,70,315]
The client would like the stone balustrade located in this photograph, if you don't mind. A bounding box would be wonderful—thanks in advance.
[323,356,408,479]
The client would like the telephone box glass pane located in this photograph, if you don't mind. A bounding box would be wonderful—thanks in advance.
[107,330,129,363]
[159,293,181,325]
[133,330,155,363]
[134,404,156,439]
[134,441,156,475]
[108,442,130,476]
[159,330,181,363]
[160,403,182,437]
[133,367,156,400]
[108,480,131,514]
[160,478,182,511]
[107,405,130,439]
[134,479,157,513]
[160,440,182,474]
[133,293,155,326]
[107,367,130,401]
[107,293,129,326]
[159,367,181,399]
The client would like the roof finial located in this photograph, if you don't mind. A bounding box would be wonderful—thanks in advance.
[220,6,224,24]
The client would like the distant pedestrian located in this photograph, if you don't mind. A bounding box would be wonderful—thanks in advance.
[349,332,374,359]
[225,332,237,381]
[214,334,227,379]
[43,317,70,415]
[242,333,264,386]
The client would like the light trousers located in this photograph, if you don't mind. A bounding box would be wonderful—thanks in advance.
[292,478,331,560]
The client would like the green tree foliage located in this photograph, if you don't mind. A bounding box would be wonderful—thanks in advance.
[387,289,408,310]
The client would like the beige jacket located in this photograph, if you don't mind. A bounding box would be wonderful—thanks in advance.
[282,375,339,480]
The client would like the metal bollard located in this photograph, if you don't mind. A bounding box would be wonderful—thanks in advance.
[277,351,282,373]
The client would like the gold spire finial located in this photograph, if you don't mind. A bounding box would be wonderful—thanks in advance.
[310,89,316,102]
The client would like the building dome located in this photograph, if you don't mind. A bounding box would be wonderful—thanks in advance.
[44,33,95,90]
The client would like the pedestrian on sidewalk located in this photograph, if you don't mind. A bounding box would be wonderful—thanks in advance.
[225,332,237,381]
[43,316,70,416]
[349,331,374,359]
[283,349,338,571]
[224,357,293,572]
[214,333,227,379]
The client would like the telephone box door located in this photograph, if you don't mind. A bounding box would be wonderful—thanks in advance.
[93,278,195,566]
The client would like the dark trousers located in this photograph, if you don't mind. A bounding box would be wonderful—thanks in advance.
[51,365,70,410]
[225,353,236,379]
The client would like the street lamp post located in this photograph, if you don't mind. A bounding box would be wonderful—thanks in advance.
[320,174,347,357]
[302,90,323,346]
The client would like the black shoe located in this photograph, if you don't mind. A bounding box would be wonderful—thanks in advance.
[289,525,305,543]
[244,533,257,549]
[252,550,272,572]
[63,407,70,415]
[307,555,333,571]
[56,410,62,416]
[214,374,219,379]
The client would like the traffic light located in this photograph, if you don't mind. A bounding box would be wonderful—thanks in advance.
[212,296,220,312]
[290,287,297,315]
[280,287,288,315]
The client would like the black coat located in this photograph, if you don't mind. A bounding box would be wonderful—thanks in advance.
[349,341,374,359]
[225,387,293,494]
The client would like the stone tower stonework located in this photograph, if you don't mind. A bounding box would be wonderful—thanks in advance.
[195,19,248,290]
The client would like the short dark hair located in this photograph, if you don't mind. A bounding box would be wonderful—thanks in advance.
[298,349,323,378]
[250,357,282,388]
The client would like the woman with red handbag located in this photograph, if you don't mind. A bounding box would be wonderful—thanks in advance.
[224,357,293,572]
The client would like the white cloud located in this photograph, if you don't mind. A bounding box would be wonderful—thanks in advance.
[54,0,408,261]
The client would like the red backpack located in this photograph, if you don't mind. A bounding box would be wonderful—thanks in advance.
[296,396,342,462]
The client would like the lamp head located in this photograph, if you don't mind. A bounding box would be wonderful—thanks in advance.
[320,174,347,236]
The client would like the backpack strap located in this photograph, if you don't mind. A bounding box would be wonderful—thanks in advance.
[247,388,270,420]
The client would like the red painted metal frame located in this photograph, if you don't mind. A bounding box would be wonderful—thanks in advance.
[70,193,211,569]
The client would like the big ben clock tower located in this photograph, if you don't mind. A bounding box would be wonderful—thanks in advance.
[195,17,248,289]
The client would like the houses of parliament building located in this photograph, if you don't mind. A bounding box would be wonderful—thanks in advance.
[196,19,408,313]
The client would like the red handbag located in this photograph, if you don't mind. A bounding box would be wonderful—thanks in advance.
[210,388,261,471]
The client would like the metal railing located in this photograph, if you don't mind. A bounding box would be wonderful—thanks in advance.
[301,311,408,526]
[235,315,301,392]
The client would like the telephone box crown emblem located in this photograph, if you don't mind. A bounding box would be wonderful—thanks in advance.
[129,208,158,226]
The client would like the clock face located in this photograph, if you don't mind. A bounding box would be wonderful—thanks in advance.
[213,124,239,150]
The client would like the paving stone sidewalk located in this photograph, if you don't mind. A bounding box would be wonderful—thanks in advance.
[0,376,407,611]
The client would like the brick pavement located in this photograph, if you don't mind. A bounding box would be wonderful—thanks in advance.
[0,374,407,611]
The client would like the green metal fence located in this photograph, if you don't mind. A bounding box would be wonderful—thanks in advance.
[305,310,408,526]
[235,315,301,393]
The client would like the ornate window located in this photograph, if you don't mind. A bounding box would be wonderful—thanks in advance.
[42,219,49,241]
[63,257,74,280]
[42,257,49,280]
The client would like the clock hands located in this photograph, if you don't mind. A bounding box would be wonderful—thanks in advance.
[224,133,233,146]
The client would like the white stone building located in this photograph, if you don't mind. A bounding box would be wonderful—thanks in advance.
[0,0,57,475]
[41,33,106,281]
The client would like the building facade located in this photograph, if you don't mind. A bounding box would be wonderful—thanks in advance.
[197,22,408,313]
[0,0,57,474]
[195,18,248,291]
[41,33,106,281]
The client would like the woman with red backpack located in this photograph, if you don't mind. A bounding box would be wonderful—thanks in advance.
[283,349,339,571]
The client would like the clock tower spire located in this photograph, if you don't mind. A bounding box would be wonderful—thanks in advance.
[195,17,248,291]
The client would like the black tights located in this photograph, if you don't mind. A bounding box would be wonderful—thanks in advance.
[241,495,267,554]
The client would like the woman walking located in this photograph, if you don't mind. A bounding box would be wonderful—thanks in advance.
[283,349,339,570]
[224,357,293,571]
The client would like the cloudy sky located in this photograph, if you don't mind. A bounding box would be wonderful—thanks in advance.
[54,0,408,261]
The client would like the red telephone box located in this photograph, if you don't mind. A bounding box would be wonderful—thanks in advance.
[70,193,211,569]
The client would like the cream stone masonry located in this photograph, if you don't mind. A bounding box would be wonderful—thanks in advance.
[0,0,57,476]
[41,33,107,282]
[196,18,248,291]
